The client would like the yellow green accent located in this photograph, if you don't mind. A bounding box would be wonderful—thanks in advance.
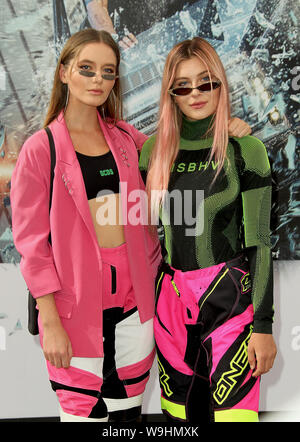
[161,397,186,420]
[214,409,259,422]
[156,272,164,296]
[171,280,181,297]
[199,268,229,311]
[157,357,173,397]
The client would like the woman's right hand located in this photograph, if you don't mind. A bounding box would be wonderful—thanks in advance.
[42,322,73,369]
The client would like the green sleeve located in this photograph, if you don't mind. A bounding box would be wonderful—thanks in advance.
[238,136,274,334]
[139,134,167,254]
[139,135,156,183]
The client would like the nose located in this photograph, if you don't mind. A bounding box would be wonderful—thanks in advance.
[92,72,103,83]
[191,85,201,96]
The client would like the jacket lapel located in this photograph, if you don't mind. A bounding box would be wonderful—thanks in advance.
[49,113,132,248]
[50,114,99,248]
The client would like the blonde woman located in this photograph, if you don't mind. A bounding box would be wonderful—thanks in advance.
[140,37,277,423]
[10,29,161,423]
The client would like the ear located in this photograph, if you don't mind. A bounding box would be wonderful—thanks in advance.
[59,63,68,84]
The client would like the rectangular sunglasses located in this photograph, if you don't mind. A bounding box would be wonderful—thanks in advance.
[168,81,221,96]
[78,70,118,80]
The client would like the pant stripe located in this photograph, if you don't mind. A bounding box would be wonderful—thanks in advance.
[199,268,229,310]
[123,370,150,385]
[157,312,172,336]
[156,272,165,296]
[50,380,99,398]
[59,405,108,422]
[161,397,186,421]
[214,409,259,422]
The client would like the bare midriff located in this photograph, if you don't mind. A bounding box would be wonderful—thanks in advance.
[88,193,125,248]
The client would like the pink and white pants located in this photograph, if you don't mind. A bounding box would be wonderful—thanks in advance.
[45,243,155,422]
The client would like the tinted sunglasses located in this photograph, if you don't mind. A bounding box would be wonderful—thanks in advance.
[168,81,221,96]
[78,70,118,81]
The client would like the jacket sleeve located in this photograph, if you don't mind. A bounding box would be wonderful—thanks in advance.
[116,120,148,152]
[237,136,274,334]
[10,130,62,298]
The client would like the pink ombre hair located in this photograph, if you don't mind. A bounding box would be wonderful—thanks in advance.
[146,37,231,219]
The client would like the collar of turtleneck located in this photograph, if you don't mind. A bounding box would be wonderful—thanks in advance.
[180,114,214,140]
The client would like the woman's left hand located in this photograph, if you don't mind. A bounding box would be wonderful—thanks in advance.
[228,117,251,137]
[248,333,277,377]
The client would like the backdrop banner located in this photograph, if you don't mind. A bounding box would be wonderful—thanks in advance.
[0,0,299,262]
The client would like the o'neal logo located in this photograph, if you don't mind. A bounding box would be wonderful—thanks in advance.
[213,325,253,405]
[240,272,251,294]
[157,356,173,397]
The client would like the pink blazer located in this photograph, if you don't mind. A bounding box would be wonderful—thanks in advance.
[10,112,161,357]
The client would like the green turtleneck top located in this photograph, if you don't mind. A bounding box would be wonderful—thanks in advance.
[139,115,273,334]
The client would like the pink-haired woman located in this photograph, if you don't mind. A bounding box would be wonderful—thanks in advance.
[139,37,277,423]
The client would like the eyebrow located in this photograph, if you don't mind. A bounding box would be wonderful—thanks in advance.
[174,70,209,81]
[77,59,116,67]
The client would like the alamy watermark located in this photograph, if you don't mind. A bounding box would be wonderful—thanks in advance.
[95,182,204,237]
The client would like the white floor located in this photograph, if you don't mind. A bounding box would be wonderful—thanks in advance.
[259,411,300,422]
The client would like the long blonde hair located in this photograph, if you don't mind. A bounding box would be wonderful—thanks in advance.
[146,37,230,218]
[44,29,123,127]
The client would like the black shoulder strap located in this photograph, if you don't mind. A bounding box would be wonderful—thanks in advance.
[229,136,244,176]
[228,136,240,149]
[45,126,56,211]
[116,125,140,159]
[44,126,56,245]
